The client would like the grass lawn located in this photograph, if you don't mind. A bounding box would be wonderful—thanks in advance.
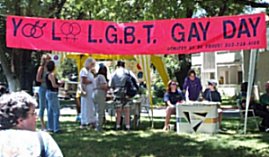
[47,115,269,157]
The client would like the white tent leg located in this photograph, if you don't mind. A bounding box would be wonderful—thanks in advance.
[243,49,258,134]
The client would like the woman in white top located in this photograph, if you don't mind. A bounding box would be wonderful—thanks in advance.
[0,91,63,157]
[79,58,96,128]
[93,64,109,131]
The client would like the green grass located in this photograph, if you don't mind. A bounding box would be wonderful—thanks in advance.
[48,116,269,157]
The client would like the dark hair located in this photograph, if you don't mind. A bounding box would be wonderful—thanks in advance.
[167,80,177,92]
[97,65,108,81]
[188,69,196,77]
[116,61,125,68]
[0,91,37,130]
[46,60,55,72]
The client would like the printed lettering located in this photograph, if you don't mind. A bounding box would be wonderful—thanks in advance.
[124,26,135,44]
[105,25,117,44]
[12,18,23,36]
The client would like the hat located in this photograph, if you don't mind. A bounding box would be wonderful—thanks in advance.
[208,80,217,86]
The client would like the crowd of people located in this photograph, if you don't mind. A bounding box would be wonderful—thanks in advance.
[34,55,139,132]
[162,69,269,133]
[2,54,269,156]
[33,55,269,133]
[163,69,224,131]
[0,56,142,156]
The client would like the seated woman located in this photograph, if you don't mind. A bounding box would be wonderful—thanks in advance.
[0,91,63,157]
[163,80,185,131]
[203,80,221,102]
[203,80,223,130]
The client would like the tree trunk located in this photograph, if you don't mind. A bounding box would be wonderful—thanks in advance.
[0,49,20,92]
[12,49,34,94]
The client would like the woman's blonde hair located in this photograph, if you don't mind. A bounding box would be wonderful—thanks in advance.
[40,54,51,67]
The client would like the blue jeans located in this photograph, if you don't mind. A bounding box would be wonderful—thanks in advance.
[38,86,47,118]
[46,90,60,132]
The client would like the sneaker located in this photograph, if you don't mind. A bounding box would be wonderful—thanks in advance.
[265,128,269,132]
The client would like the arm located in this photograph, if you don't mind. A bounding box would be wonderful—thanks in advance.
[81,76,92,84]
[80,68,92,85]
[36,66,43,83]
[164,92,173,107]
[48,73,60,88]
[197,78,203,92]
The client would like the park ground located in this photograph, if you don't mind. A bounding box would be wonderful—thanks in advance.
[40,106,269,157]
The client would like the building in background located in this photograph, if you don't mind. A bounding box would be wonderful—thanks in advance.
[191,51,243,97]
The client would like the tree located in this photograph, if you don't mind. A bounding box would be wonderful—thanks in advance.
[0,0,67,92]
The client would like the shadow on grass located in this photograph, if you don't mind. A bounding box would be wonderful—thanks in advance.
[50,116,269,157]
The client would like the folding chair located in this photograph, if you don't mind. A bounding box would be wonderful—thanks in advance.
[140,95,152,123]
[237,101,259,131]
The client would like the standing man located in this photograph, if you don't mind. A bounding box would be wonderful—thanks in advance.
[183,69,202,101]
[110,61,137,130]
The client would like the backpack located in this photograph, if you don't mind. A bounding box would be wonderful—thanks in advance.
[124,72,139,97]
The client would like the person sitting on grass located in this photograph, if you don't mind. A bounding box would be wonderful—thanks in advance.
[203,80,223,131]
[255,81,269,132]
[0,91,63,157]
[163,80,185,131]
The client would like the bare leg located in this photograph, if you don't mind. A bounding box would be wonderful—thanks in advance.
[116,108,122,129]
[163,106,173,130]
[124,107,130,129]
[40,117,46,130]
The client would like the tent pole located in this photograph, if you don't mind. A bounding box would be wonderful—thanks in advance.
[243,49,258,134]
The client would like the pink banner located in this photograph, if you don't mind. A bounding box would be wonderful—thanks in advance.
[6,13,266,54]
